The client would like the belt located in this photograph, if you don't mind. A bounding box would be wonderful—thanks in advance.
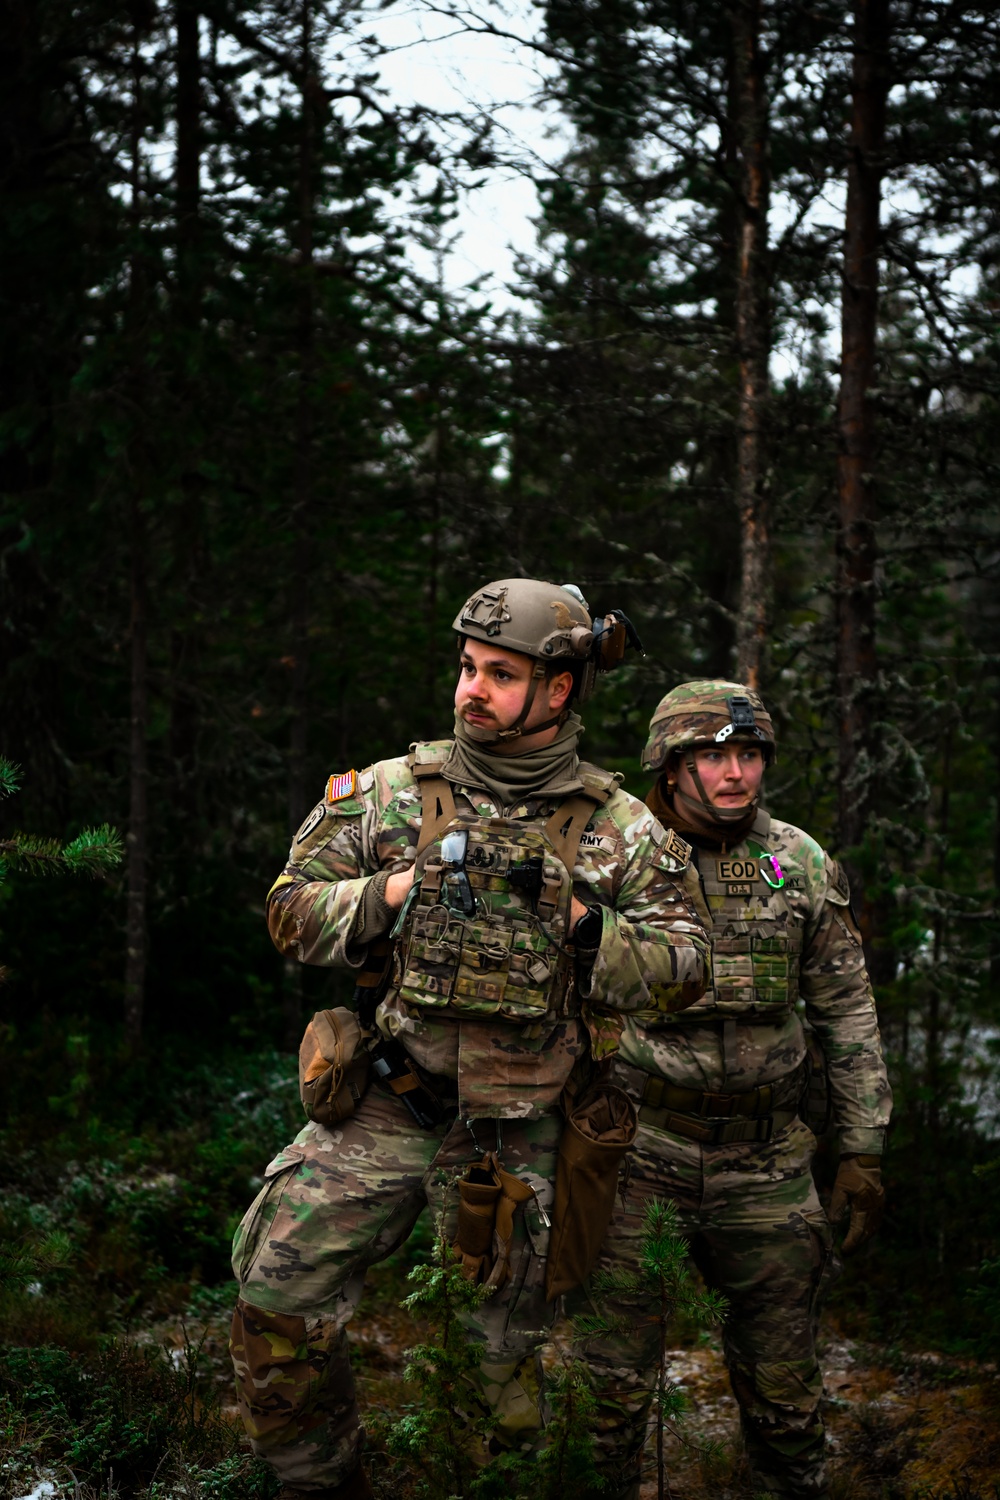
[622,1060,806,1147]
[638,1104,797,1146]
[640,1074,802,1118]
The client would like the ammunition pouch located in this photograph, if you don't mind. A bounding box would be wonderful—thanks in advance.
[453,1151,537,1290]
[545,1084,637,1301]
[298,1007,371,1125]
[396,750,616,1025]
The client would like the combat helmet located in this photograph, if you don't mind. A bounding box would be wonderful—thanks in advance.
[642,679,775,824]
[453,578,642,743]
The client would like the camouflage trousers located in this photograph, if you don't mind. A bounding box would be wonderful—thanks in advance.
[586,1112,836,1499]
[230,1084,626,1492]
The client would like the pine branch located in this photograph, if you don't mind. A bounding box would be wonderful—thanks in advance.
[0,826,123,878]
[0,833,64,871]
[60,825,125,876]
[0,757,20,799]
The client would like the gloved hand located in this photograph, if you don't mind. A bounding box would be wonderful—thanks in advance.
[828,1153,884,1254]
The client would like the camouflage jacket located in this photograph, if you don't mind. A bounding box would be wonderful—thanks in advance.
[618,810,892,1154]
[267,742,709,1119]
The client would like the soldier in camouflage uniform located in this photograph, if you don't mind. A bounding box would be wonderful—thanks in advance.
[229,581,709,1500]
[599,680,891,1499]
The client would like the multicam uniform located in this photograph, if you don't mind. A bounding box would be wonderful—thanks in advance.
[601,683,892,1500]
[230,739,707,1493]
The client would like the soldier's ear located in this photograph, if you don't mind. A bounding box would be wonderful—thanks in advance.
[547,669,574,711]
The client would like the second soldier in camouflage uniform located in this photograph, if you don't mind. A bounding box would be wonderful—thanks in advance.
[229,581,709,1500]
[597,681,891,1499]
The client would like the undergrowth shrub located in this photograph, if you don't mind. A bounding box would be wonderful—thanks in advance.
[0,1336,278,1499]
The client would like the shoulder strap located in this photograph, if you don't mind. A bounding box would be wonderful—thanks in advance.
[411,757,458,858]
[543,778,615,875]
[751,806,771,841]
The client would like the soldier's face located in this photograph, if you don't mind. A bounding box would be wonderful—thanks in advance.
[455,639,573,742]
[677,744,765,808]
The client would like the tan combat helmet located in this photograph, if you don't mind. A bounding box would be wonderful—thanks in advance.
[642,679,775,824]
[453,578,642,743]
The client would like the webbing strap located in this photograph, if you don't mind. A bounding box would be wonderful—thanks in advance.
[542,779,613,875]
[413,765,457,859]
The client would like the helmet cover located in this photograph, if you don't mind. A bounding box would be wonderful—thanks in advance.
[642,679,776,771]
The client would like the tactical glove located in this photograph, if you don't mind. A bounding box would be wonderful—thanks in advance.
[828,1153,884,1255]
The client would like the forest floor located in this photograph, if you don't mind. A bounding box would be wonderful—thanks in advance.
[155,1259,1000,1500]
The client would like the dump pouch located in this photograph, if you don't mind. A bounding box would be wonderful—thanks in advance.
[545,1084,637,1301]
[452,1151,537,1291]
[298,1007,371,1125]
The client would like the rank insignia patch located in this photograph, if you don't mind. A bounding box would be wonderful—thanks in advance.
[326,770,357,803]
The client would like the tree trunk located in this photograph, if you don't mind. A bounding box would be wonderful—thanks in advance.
[176,0,200,271]
[170,0,201,822]
[731,0,771,688]
[125,491,149,1054]
[283,0,320,1049]
[124,15,149,1053]
[836,0,889,871]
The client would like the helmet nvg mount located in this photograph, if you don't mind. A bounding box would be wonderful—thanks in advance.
[642,678,775,825]
[453,578,643,743]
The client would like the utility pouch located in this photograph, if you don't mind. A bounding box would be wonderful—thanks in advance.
[452,1151,537,1291]
[298,1007,371,1125]
[545,1084,637,1301]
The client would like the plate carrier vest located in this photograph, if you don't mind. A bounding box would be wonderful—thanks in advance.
[394,744,616,1024]
[692,812,803,1022]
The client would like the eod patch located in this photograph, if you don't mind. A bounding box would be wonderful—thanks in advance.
[716,855,758,896]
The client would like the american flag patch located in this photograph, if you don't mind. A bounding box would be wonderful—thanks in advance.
[326,770,357,803]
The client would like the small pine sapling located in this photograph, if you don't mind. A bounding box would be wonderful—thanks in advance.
[384,1211,495,1498]
[384,1197,609,1500]
[574,1198,727,1500]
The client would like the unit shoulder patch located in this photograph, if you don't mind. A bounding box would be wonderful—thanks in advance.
[295,804,326,844]
[326,770,357,804]
[823,853,852,906]
[661,826,693,866]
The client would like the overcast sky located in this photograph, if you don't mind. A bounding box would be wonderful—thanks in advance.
[358,0,565,312]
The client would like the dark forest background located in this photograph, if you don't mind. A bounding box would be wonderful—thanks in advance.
[2,0,1000,1492]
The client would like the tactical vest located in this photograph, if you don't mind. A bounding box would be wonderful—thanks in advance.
[693,811,803,1022]
[394,744,616,1024]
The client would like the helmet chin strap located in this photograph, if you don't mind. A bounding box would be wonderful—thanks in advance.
[462,662,567,747]
[680,751,760,825]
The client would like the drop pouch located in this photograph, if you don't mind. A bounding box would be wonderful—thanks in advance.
[298,1007,371,1125]
[545,1083,637,1301]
